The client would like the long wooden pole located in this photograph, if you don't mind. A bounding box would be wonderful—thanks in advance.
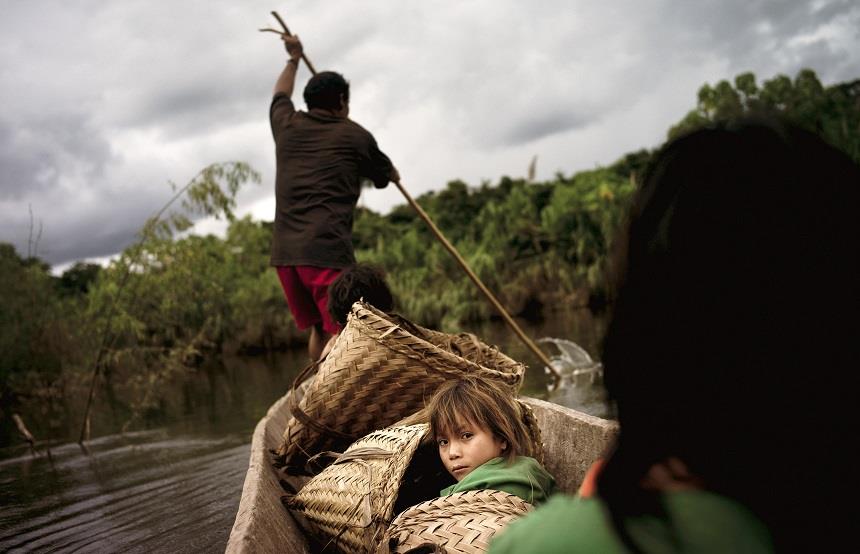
[263,13,560,381]
[392,182,561,379]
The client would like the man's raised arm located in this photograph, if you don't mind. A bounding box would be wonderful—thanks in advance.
[273,35,303,97]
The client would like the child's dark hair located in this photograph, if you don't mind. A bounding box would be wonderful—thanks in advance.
[303,71,349,111]
[327,263,394,326]
[427,376,532,463]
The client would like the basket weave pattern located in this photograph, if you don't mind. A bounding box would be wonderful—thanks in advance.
[278,303,525,467]
[382,490,533,554]
[518,401,544,466]
[285,424,430,553]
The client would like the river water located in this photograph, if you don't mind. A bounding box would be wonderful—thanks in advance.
[0,308,608,552]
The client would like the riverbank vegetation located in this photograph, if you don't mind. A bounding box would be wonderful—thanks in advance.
[2,69,857,445]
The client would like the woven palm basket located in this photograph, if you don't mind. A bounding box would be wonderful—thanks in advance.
[284,424,431,553]
[380,490,533,554]
[275,302,526,469]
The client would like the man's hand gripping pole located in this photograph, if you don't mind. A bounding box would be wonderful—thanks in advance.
[259,11,317,75]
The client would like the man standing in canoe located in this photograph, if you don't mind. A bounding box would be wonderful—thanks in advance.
[270,34,399,360]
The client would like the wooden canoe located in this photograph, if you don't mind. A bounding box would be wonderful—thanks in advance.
[226,391,618,553]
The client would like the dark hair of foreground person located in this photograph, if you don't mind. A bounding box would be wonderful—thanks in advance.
[596,117,860,552]
[489,118,859,554]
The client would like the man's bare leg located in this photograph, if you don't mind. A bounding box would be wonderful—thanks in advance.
[308,322,331,361]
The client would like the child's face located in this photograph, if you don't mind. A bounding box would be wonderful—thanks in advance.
[436,419,507,481]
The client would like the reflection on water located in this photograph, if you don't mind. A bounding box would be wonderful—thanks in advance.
[0,432,249,552]
[0,350,306,553]
[0,308,609,551]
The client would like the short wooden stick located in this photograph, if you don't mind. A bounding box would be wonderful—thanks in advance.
[270,11,317,74]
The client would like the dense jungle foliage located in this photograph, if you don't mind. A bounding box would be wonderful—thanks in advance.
[2,69,857,444]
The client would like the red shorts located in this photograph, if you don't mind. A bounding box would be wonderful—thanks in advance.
[275,266,342,335]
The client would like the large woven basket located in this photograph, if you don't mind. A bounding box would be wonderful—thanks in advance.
[276,302,526,469]
[380,490,533,554]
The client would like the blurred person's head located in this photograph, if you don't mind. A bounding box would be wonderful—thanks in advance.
[598,117,859,551]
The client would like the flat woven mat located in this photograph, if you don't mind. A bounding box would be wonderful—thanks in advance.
[381,490,533,554]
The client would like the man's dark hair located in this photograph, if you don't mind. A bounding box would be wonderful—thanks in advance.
[303,71,350,111]
[327,263,394,326]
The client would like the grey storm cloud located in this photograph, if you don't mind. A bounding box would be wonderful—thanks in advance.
[35,224,139,267]
[501,109,592,146]
[667,0,860,77]
[122,85,252,138]
[0,124,52,200]
[1,171,175,265]
[1,0,858,269]
[0,113,114,200]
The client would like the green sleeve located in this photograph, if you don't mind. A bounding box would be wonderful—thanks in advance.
[490,495,625,554]
[490,491,774,554]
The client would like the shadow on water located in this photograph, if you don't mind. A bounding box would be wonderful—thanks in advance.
[0,308,609,551]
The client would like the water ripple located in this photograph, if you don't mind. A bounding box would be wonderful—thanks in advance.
[0,433,251,553]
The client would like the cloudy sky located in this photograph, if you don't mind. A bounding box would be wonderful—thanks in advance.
[2,1,858,270]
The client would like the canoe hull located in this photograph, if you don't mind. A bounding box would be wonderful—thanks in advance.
[226,392,618,553]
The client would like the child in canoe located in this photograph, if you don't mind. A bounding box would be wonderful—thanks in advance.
[318,263,395,360]
[427,375,556,505]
